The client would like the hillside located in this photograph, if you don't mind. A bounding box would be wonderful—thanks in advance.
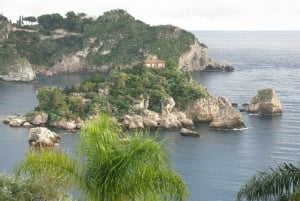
[0,9,232,79]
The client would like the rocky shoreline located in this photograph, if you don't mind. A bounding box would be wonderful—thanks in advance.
[3,88,282,134]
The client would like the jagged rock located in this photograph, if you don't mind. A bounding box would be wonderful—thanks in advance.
[143,109,161,122]
[248,88,282,115]
[180,128,200,137]
[123,97,193,129]
[179,40,234,72]
[25,112,48,125]
[186,96,245,130]
[0,58,36,82]
[161,96,176,117]
[128,115,144,129]
[133,94,149,111]
[49,119,77,130]
[28,127,61,147]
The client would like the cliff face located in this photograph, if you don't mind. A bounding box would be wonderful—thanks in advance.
[179,40,233,72]
[0,58,36,81]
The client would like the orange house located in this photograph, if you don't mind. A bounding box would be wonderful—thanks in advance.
[144,59,166,69]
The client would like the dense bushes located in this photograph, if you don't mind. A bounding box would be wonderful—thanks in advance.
[36,61,209,120]
[0,173,73,200]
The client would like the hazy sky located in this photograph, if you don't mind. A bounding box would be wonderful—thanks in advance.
[1,0,300,30]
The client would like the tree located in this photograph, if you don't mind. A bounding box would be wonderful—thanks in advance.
[237,163,300,201]
[16,114,189,201]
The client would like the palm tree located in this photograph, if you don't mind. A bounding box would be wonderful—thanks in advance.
[15,114,189,201]
[237,163,300,201]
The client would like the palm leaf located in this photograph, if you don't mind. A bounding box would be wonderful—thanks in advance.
[237,163,300,201]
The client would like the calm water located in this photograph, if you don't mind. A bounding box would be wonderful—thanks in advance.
[1,31,300,201]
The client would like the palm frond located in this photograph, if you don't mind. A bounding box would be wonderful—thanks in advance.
[237,163,300,201]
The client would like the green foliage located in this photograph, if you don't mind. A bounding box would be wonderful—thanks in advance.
[35,61,208,119]
[16,114,189,201]
[37,13,64,31]
[0,173,73,201]
[237,163,300,201]
[36,87,74,120]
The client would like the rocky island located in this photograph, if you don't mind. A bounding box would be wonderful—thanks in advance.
[1,9,245,132]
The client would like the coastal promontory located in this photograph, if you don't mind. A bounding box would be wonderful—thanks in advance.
[0,9,231,81]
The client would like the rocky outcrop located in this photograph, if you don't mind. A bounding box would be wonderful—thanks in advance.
[49,119,77,131]
[186,96,245,130]
[3,115,27,127]
[180,128,200,137]
[0,58,36,81]
[50,50,88,74]
[25,112,48,126]
[179,40,233,72]
[123,96,194,129]
[28,127,61,147]
[248,88,282,115]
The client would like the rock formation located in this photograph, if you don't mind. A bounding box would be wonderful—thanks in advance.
[0,58,36,82]
[28,127,61,147]
[123,96,194,129]
[179,40,234,72]
[180,128,200,137]
[25,112,48,126]
[248,88,282,115]
[186,96,245,130]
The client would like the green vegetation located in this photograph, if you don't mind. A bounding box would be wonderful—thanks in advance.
[35,61,209,121]
[16,114,189,201]
[1,9,196,69]
[0,173,73,200]
[237,163,300,201]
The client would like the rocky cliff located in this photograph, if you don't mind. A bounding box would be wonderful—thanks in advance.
[179,40,233,72]
[0,58,36,81]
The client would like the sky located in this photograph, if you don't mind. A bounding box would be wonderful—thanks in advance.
[1,0,300,30]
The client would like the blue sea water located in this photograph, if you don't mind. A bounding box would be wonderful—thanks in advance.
[0,31,300,201]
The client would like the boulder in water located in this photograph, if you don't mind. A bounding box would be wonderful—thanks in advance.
[248,88,282,115]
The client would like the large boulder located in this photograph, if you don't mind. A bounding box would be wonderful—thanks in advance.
[28,127,61,147]
[180,128,200,137]
[248,88,282,115]
[186,96,246,130]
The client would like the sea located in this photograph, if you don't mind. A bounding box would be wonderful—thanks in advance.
[0,31,300,201]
